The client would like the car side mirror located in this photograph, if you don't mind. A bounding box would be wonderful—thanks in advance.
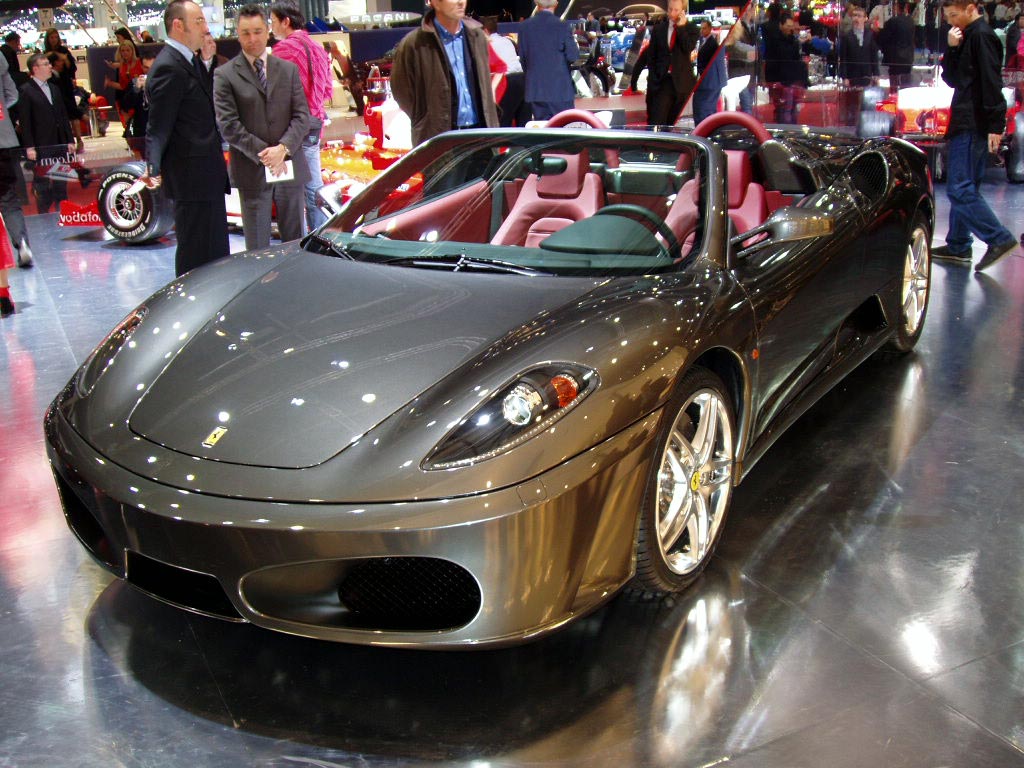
[730,207,834,259]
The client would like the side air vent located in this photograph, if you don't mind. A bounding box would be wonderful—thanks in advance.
[847,151,889,203]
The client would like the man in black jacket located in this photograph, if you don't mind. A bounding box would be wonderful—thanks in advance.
[878,2,916,89]
[18,54,75,214]
[141,0,229,276]
[763,14,808,124]
[837,5,879,126]
[645,0,699,126]
[931,0,1017,270]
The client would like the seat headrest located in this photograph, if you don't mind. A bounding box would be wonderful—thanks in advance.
[536,152,590,198]
[725,150,753,209]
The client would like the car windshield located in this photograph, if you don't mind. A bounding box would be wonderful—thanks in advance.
[315,130,710,277]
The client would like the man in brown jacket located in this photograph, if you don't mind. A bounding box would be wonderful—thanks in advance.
[391,0,498,146]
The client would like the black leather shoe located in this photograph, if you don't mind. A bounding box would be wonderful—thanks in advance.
[975,238,1018,272]
[0,295,14,317]
[932,244,972,264]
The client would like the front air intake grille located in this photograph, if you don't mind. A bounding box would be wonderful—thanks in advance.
[126,550,243,621]
[54,470,121,574]
[338,557,481,631]
[848,151,889,202]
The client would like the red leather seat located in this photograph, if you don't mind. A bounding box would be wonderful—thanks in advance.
[663,177,700,253]
[491,152,604,246]
[725,149,769,235]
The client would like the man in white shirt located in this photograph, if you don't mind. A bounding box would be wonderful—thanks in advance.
[869,0,893,27]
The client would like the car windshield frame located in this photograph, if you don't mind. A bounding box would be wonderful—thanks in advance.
[315,129,712,278]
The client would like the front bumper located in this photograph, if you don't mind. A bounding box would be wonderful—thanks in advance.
[45,406,660,648]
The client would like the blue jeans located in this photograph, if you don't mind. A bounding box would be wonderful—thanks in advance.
[302,140,327,232]
[737,80,754,115]
[945,131,1013,251]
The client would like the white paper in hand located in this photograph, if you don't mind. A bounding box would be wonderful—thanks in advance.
[265,160,295,183]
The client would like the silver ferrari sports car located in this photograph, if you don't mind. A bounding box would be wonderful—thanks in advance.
[46,111,934,648]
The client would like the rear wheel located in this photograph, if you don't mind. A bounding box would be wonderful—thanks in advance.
[97,162,174,243]
[887,214,931,352]
[633,366,736,593]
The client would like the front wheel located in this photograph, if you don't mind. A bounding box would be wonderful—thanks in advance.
[887,214,931,352]
[633,367,736,594]
[97,162,174,244]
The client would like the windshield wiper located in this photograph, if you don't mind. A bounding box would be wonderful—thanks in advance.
[382,254,553,276]
[303,232,354,260]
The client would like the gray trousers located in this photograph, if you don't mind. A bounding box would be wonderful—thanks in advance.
[0,147,28,247]
[238,180,307,251]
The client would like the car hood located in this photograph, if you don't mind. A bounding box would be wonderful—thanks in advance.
[128,256,598,468]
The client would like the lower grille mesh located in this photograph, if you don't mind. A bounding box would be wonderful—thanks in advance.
[338,557,481,631]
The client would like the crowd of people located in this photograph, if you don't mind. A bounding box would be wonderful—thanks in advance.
[2,0,1021,316]
[0,0,333,311]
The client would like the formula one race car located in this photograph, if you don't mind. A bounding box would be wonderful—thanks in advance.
[92,139,405,243]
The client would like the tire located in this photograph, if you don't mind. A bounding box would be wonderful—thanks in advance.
[887,214,931,353]
[857,110,894,139]
[633,366,736,594]
[928,146,946,183]
[97,162,174,244]
[859,85,887,112]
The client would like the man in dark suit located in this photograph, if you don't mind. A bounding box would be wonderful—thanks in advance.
[517,0,580,120]
[214,4,309,250]
[18,54,75,214]
[141,0,229,276]
[837,5,880,127]
[691,20,725,125]
[645,0,700,126]
[879,3,916,89]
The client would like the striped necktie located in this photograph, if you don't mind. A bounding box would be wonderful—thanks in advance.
[254,57,266,90]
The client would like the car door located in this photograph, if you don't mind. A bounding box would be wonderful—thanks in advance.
[729,179,870,444]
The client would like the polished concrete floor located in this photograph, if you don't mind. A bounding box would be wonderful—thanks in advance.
[2,173,1024,767]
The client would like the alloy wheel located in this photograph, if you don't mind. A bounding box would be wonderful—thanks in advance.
[655,389,734,575]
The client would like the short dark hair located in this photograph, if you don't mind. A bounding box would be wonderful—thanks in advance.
[114,26,132,40]
[164,0,193,33]
[482,16,498,33]
[270,1,306,29]
[3,32,19,44]
[238,4,267,21]
[27,52,49,71]
[941,0,976,7]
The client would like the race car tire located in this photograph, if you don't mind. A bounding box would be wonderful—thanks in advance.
[927,147,946,183]
[97,162,175,244]
[857,111,894,139]
[859,86,888,112]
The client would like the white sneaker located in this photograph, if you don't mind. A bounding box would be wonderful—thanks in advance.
[17,239,32,268]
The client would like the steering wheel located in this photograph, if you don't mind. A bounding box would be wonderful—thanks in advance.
[545,109,607,129]
[593,203,681,258]
[692,111,771,145]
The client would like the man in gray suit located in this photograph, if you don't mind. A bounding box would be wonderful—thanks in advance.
[213,4,310,250]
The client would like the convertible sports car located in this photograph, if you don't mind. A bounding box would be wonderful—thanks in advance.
[45,111,933,648]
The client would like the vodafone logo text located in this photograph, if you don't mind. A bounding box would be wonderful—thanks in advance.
[59,201,102,227]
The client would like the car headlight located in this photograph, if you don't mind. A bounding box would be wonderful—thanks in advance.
[423,364,598,470]
[76,307,147,397]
